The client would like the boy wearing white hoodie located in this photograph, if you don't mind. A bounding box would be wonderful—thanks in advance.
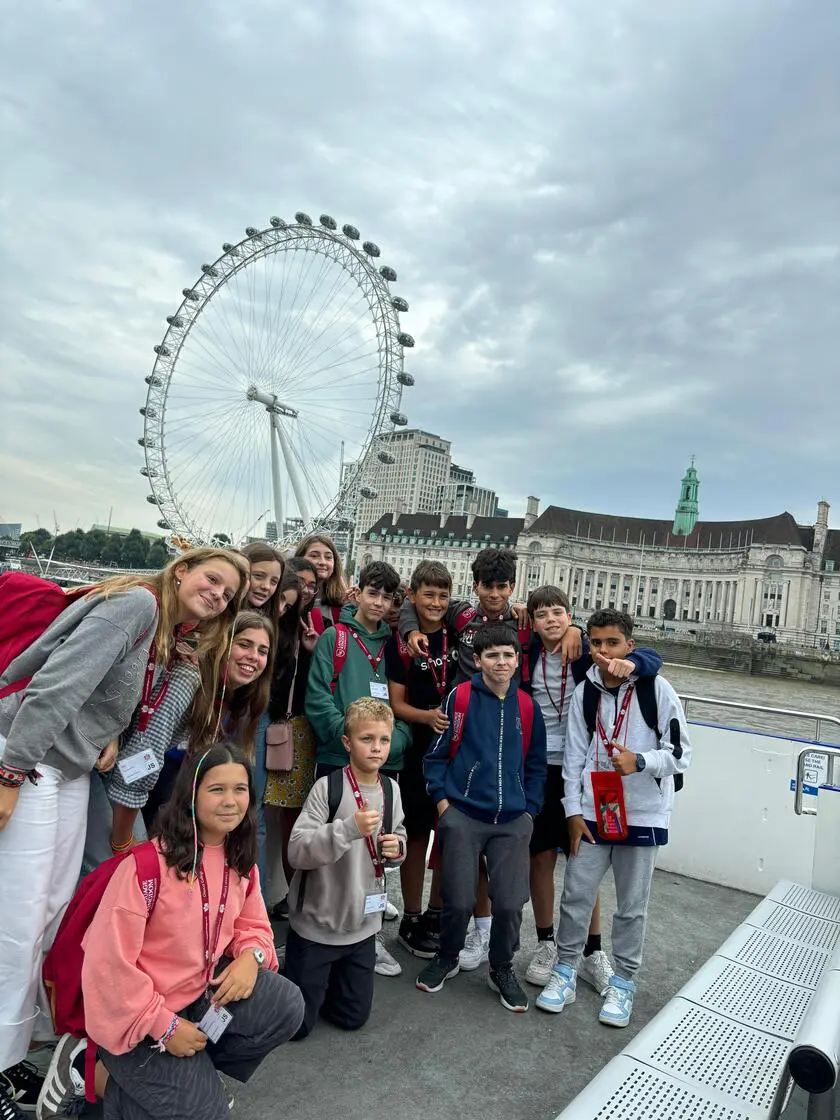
[536,609,690,1028]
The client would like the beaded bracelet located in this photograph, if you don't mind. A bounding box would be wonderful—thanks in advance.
[154,1015,180,1052]
[110,835,135,854]
[0,764,41,789]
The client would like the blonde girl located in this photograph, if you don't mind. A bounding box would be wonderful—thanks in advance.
[0,547,249,1092]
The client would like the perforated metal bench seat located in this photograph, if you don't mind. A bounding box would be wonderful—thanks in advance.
[555,880,840,1119]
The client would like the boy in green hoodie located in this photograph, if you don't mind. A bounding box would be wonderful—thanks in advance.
[306,560,412,781]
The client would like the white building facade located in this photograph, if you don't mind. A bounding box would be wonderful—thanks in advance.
[356,429,452,533]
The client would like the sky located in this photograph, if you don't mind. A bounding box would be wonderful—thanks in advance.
[2,0,839,539]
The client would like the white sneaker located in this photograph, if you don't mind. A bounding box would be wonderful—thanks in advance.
[458,926,490,971]
[384,901,399,920]
[577,949,614,996]
[599,975,636,1027]
[374,934,402,976]
[525,939,558,986]
[535,963,577,1014]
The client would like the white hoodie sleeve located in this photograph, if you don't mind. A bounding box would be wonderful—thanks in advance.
[561,682,589,818]
[638,678,692,779]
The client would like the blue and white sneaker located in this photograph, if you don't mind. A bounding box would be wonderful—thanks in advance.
[598,975,636,1027]
[535,963,577,1014]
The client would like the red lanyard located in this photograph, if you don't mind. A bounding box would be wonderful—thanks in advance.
[595,685,635,766]
[344,766,384,879]
[137,642,172,733]
[540,648,568,723]
[426,630,449,698]
[350,631,384,676]
[198,859,231,984]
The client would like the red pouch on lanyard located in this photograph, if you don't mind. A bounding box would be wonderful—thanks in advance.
[590,761,629,841]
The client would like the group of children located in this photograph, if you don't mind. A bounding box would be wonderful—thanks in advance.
[0,535,691,1120]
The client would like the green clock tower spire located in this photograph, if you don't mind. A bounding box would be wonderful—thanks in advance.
[673,457,700,536]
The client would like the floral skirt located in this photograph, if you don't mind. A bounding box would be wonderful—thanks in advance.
[264,715,318,808]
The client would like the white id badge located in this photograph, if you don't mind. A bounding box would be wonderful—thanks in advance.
[117,749,161,785]
[369,681,389,700]
[198,1003,233,1042]
[363,891,388,916]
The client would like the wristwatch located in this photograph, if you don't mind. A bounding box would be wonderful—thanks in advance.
[634,753,646,772]
[250,948,266,967]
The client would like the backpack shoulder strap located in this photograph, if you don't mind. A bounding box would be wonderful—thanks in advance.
[516,690,534,754]
[131,842,161,918]
[517,626,532,683]
[382,775,395,835]
[396,633,413,673]
[330,624,349,694]
[453,605,477,634]
[634,676,661,738]
[326,766,345,822]
[448,681,473,759]
[582,678,599,740]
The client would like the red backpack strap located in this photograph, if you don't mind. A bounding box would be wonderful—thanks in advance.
[453,605,477,634]
[330,624,349,694]
[517,691,535,755]
[517,625,532,683]
[396,633,413,673]
[131,842,161,918]
[448,681,473,759]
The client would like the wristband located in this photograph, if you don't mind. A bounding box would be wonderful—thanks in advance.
[110,835,134,854]
[154,1015,180,1051]
[0,764,41,789]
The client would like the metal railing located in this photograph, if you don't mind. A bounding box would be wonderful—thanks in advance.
[678,693,840,744]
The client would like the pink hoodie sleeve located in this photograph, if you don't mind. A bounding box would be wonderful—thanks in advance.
[81,860,176,1055]
[227,867,279,970]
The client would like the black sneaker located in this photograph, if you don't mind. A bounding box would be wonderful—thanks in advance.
[270,897,290,921]
[2,1060,42,1114]
[398,915,439,959]
[488,963,529,1012]
[0,1076,25,1120]
[36,1035,86,1118]
[416,954,459,993]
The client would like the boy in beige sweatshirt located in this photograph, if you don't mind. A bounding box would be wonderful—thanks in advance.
[285,698,407,1038]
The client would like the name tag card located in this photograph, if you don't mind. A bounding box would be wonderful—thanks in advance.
[363,891,388,915]
[369,681,389,700]
[117,749,161,785]
[198,1003,232,1042]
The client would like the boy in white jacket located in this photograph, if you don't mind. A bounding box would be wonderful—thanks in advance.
[536,609,690,1028]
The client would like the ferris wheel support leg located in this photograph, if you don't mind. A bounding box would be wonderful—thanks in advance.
[269,414,285,540]
[275,417,312,525]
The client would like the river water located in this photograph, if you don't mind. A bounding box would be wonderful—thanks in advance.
[663,662,840,744]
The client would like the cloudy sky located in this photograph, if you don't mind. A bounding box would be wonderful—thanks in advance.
[3,0,839,539]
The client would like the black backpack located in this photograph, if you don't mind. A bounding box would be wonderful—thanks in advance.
[582,676,684,792]
[296,768,395,908]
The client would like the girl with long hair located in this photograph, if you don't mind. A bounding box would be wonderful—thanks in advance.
[294,534,346,634]
[0,548,249,1105]
[239,543,284,617]
[39,745,304,1120]
[262,559,321,919]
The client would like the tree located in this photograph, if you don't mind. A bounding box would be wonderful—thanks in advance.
[81,529,108,564]
[101,535,123,566]
[19,528,53,557]
[120,529,150,569]
[146,540,170,569]
[52,530,85,562]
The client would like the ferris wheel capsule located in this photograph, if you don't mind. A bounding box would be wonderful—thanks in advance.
[154,345,170,356]
[270,217,286,228]
[380,266,397,282]
[363,241,380,257]
[295,212,313,226]
[342,224,360,239]
[146,495,159,505]
[377,451,396,464]
[392,297,409,312]
[359,486,378,500]
[201,264,219,277]
[398,333,415,348]
[166,316,183,327]
[390,411,408,426]
[397,372,415,386]
[222,243,240,255]
[319,214,337,230]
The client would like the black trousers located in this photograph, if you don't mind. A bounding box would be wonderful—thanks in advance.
[283,926,375,1040]
[100,964,304,1120]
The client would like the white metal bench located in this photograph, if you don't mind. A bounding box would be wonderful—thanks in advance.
[555,878,840,1120]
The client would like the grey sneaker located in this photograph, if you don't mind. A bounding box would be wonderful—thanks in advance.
[36,1035,86,1119]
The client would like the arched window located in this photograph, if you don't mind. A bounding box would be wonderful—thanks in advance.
[765,554,783,569]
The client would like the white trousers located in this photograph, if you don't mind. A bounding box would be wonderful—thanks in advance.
[0,756,90,1070]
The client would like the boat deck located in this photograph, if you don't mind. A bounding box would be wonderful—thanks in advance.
[239,867,756,1120]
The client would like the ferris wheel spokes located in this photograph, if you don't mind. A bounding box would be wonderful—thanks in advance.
[246,384,313,530]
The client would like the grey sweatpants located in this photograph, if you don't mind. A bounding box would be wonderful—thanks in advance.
[438,806,532,967]
[100,965,304,1120]
[556,842,658,980]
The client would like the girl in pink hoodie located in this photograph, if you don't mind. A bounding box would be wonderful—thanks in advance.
[37,744,304,1120]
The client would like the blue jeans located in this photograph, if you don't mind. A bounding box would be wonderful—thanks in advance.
[254,713,270,894]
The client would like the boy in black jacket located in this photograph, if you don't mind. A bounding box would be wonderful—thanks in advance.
[416,625,547,1013]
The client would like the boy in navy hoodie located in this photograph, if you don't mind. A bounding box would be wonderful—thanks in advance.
[536,609,690,1029]
[417,624,547,1012]
[522,586,662,992]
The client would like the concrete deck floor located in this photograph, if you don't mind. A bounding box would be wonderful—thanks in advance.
[234,867,757,1120]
